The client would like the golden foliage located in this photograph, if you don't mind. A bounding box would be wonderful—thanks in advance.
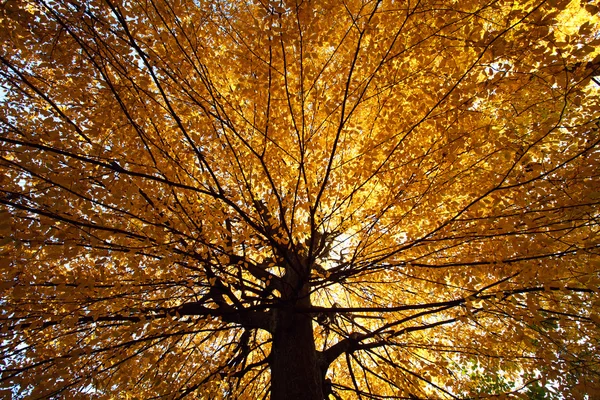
[1,0,600,398]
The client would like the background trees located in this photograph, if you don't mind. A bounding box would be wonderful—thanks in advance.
[1,0,599,398]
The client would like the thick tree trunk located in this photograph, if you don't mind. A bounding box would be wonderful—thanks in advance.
[270,308,324,400]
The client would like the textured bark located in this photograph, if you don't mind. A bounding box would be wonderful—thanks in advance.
[270,308,324,400]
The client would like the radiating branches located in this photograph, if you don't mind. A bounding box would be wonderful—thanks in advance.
[1,0,600,398]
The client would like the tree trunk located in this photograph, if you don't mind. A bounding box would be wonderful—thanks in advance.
[270,308,324,400]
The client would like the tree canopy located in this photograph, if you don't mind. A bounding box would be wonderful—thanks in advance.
[1,0,600,398]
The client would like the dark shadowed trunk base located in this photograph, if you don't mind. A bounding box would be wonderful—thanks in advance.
[270,309,324,400]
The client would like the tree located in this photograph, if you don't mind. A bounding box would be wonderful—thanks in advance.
[1,0,599,398]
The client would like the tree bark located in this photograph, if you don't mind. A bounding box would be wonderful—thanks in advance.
[270,307,324,400]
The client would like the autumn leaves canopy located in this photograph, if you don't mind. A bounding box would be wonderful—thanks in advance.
[1,0,600,398]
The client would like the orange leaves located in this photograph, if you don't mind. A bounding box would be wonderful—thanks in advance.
[0,0,600,398]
